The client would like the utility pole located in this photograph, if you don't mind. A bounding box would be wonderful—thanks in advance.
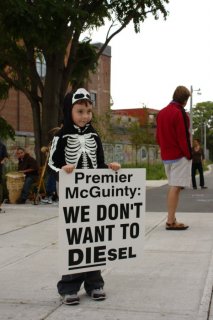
[189,85,193,144]
[189,85,201,144]
[204,121,207,158]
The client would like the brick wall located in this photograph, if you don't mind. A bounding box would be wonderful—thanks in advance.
[0,88,33,132]
[88,50,111,116]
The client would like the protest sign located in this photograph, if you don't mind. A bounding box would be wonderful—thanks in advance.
[58,168,145,275]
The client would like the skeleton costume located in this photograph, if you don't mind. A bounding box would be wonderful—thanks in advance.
[48,88,105,300]
[48,90,108,176]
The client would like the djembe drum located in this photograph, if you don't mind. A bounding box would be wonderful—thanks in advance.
[6,172,25,204]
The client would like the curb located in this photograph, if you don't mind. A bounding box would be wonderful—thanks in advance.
[197,245,213,320]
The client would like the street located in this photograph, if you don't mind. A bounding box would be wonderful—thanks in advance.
[146,165,213,213]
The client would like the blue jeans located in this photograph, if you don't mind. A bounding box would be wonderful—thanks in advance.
[46,173,56,197]
[21,175,38,200]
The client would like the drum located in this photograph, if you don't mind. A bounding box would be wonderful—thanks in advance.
[6,172,25,204]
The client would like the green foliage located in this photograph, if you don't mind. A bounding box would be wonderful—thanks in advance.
[126,107,156,165]
[128,121,144,148]
[93,111,115,143]
[122,162,167,180]
[193,102,213,129]
[193,101,213,161]
[0,80,10,99]
[71,41,98,87]
[0,117,15,140]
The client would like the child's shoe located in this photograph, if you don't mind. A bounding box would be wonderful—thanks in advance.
[62,293,80,305]
[41,197,48,203]
[90,288,106,300]
[47,196,53,204]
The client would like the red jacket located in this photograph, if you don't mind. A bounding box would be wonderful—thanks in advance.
[156,101,192,161]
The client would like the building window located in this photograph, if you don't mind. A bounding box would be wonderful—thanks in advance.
[141,148,147,159]
[90,92,97,106]
[148,114,154,123]
[36,56,46,79]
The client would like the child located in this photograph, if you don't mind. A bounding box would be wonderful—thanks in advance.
[48,88,121,305]
[40,126,62,204]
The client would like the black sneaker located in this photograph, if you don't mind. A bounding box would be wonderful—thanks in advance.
[62,294,80,305]
[201,186,208,189]
[90,288,106,301]
[0,208,5,213]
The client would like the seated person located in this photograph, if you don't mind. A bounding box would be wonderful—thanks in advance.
[16,147,39,204]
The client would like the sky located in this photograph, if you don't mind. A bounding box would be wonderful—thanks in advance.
[90,0,213,113]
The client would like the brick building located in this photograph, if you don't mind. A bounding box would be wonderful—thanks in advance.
[111,108,158,141]
[0,43,111,136]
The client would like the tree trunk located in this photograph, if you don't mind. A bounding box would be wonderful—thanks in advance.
[31,99,42,164]
[41,54,64,148]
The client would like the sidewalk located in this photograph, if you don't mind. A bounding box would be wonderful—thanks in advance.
[0,199,213,319]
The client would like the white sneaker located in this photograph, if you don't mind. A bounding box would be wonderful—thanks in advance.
[41,197,48,203]
[47,197,53,204]
[53,200,59,206]
[90,288,106,300]
[62,294,80,305]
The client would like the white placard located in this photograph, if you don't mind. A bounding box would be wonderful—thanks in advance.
[58,168,146,275]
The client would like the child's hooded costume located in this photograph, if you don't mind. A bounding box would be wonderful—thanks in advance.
[48,88,108,175]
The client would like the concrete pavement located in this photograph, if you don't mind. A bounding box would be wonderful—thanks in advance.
[0,193,213,320]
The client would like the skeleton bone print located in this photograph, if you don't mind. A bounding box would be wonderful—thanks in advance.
[64,133,98,168]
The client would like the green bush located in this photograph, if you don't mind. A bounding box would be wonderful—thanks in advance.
[121,162,167,180]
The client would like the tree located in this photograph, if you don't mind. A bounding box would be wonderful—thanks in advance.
[193,101,213,160]
[0,0,169,163]
[0,117,15,140]
[128,107,156,165]
[128,121,144,165]
[93,111,116,143]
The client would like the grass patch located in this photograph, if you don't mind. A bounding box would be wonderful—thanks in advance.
[122,160,212,180]
[121,162,167,180]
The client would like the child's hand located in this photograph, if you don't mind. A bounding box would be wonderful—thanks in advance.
[62,164,75,174]
[108,162,121,171]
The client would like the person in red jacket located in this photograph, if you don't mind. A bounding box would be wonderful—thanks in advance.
[156,86,192,230]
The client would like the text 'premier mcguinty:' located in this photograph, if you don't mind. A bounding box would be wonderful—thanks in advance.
[65,185,141,199]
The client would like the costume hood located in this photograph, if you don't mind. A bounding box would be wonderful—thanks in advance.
[62,89,93,135]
